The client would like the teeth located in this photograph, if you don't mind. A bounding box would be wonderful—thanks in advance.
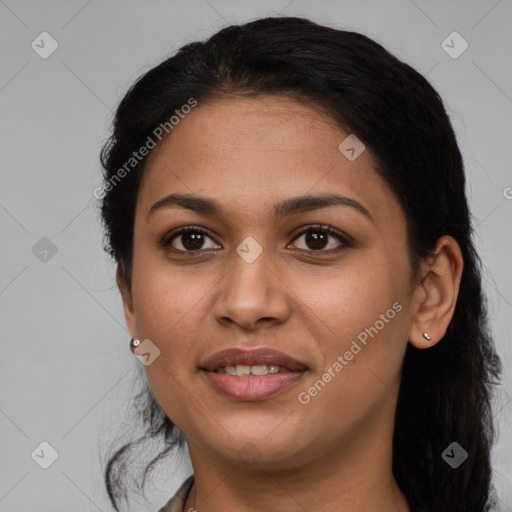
[235,365,251,376]
[251,364,271,376]
[217,364,291,375]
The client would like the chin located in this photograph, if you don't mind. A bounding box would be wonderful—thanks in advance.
[206,435,309,470]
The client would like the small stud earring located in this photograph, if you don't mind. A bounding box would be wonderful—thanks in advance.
[422,332,431,341]
[130,338,141,352]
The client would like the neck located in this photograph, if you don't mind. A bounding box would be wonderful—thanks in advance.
[182,404,410,512]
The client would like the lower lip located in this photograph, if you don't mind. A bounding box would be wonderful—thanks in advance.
[202,370,306,401]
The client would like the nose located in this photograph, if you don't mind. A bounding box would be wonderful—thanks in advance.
[212,248,291,330]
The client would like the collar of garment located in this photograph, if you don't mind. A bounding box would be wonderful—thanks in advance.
[156,474,194,512]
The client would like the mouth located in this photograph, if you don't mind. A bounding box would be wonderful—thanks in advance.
[200,347,308,401]
[211,364,296,375]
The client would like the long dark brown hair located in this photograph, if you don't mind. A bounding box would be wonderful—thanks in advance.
[98,16,502,512]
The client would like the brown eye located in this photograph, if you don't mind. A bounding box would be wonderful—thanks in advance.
[289,224,351,252]
[162,227,220,252]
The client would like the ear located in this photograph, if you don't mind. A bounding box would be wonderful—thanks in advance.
[116,263,138,338]
[408,235,464,349]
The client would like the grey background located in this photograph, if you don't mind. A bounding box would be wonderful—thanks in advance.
[0,0,511,510]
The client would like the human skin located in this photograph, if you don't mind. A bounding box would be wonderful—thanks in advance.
[118,95,463,512]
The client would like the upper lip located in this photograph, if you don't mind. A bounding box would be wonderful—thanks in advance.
[201,348,309,372]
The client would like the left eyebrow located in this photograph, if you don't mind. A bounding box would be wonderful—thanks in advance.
[147,193,374,224]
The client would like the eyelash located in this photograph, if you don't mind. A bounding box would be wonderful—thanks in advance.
[161,224,352,254]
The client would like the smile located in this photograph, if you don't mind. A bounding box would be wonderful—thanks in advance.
[215,364,292,376]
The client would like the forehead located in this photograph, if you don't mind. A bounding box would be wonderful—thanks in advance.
[137,95,404,229]
[145,95,348,166]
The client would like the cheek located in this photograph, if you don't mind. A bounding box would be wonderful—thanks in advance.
[294,268,409,438]
[130,250,212,369]
[308,253,410,381]
[131,261,209,430]
[310,257,401,331]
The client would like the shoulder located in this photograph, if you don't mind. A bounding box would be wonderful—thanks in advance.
[155,474,194,512]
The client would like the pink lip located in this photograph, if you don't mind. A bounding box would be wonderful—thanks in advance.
[200,347,308,372]
[200,347,308,401]
[203,370,306,401]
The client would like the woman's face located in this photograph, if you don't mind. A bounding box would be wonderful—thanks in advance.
[122,95,417,470]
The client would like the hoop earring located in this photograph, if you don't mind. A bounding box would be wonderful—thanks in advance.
[422,332,431,341]
[130,338,141,352]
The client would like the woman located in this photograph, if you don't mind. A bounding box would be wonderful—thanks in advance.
[99,16,502,512]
